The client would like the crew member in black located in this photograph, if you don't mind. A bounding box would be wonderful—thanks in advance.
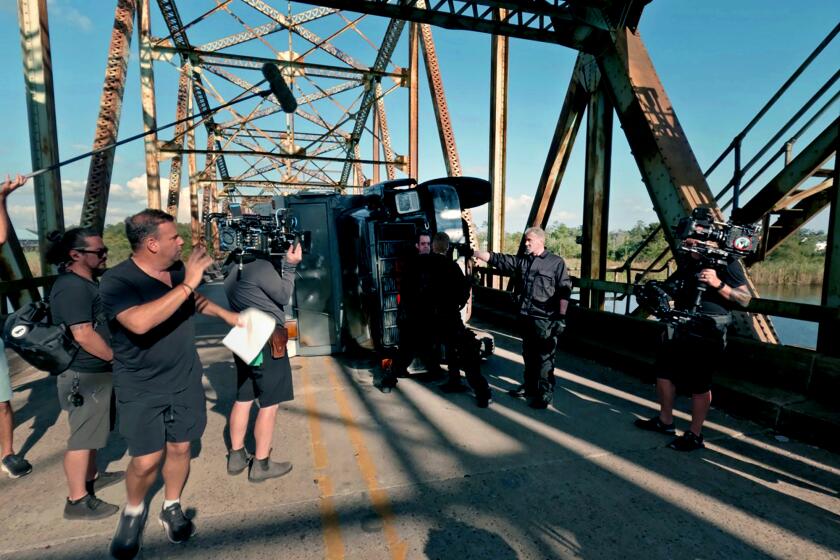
[475,227,572,409]
[47,228,124,520]
[102,210,240,559]
[396,232,491,407]
[634,235,751,451]
[380,231,433,391]
[223,242,302,482]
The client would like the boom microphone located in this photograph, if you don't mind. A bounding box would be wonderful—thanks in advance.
[261,63,298,114]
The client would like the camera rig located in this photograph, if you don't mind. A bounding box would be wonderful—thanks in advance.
[206,203,311,256]
[634,207,759,325]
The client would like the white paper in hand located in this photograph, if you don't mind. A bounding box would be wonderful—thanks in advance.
[222,308,276,364]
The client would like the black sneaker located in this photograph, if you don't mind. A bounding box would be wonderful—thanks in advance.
[159,502,196,544]
[110,508,148,559]
[249,457,293,483]
[86,471,126,495]
[668,431,705,452]
[64,494,119,520]
[634,416,676,435]
[227,447,250,475]
[1,454,32,478]
[507,384,531,399]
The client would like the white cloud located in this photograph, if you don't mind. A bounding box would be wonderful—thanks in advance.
[470,193,579,234]
[7,174,200,233]
[47,0,93,33]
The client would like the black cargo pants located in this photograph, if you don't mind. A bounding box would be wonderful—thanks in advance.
[520,316,564,401]
[440,313,490,399]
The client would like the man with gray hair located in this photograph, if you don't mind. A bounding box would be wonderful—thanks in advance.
[474,227,572,409]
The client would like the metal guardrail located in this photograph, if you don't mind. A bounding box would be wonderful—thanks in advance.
[477,268,837,323]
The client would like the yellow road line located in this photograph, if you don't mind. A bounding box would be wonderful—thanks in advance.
[302,368,345,560]
[324,360,408,560]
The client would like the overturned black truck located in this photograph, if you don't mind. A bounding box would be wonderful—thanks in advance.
[211,176,495,366]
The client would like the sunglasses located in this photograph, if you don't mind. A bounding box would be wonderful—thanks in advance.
[74,247,109,258]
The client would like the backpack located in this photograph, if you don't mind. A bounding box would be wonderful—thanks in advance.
[3,300,79,375]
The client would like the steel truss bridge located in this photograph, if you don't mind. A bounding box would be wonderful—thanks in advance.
[3,1,839,355]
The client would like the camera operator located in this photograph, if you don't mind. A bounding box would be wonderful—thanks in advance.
[634,227,751,452]
[474,227,572,409]
[46,228,124,520]
[101,209,240,559]
[223,241,302,482]
[0,174,33,479]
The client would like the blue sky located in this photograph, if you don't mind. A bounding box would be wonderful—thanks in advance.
[0,0,837,234]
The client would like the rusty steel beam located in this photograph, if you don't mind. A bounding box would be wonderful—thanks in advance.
[187,96,200,246]
[764,185,833,256]
[488,8,508,260]
[0,230,38,306]
[374,82,398,180]
[162,148,396,167]
[525,53,590,231]
[201,133,215,246]
[418,13,461,177]
[339,18,405,184]
[818,150,840,355]
[597,29,717,248]
[372,107,380,184]
[80,0,136,233]
[18,0,64,274]
[581,83,612,310]
[736,116,839,225]
[167,70,190,216]
[138,0,160,209]
[296,0,609,50]
[408,22,419,179]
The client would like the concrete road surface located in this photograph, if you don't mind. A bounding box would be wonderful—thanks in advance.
[0,285,838,559]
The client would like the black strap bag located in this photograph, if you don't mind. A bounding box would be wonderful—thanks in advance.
[3,300,79,375]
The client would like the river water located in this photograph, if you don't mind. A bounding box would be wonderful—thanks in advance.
[602,284,822,349]
[755,284,822,349]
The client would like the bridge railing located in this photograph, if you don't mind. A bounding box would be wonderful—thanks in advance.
[475,268,839,325]
[615,22,839,278]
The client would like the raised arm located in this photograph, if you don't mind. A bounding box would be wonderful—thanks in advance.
[115,248,213,335]
[0,174,28,246]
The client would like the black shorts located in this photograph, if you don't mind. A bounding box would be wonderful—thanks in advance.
[656,325,726,395]
[234,346,294,406]
[115,375,207,457]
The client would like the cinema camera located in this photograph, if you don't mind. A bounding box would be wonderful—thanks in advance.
[634,207,760,326]
[206,203,311,256]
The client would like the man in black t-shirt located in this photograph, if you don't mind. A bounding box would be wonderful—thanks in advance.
[634,237,752,452]
[47,227,123,520]
[101,210,240,559]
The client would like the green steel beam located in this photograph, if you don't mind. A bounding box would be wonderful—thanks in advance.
[18,0,64,274]
[818,136,840,355]
[581,82,612,310]
[597,29,718,248]
[737,116,839,225]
